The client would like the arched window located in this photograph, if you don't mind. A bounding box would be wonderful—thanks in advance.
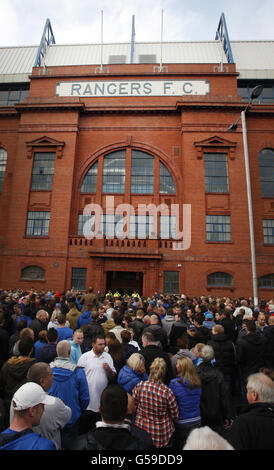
[21,266,45,280]
[131,150,154,194]
[102,151,126,194]
[0,148,7,192]
[159,161,176,194]
[259,148,274,197]
[81,161,98,193]
[207,272,233,287]
[258,274,274,289]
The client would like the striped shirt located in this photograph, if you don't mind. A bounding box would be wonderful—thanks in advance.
[132,380,178,448]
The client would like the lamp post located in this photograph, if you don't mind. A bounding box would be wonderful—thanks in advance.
[228,85,263,307]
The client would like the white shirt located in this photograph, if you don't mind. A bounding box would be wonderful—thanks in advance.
[77,350,116,412]
[233,306,253,318]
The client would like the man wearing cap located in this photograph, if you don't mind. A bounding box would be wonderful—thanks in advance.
[0,382,56,450]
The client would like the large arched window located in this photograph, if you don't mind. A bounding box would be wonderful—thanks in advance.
[259,148,274,197]
[258,274,274,289]
[81,161,98,193]
[0,148,7,192]
[207,272,233,287]
[21,266,45,280]
[81,149,176,195]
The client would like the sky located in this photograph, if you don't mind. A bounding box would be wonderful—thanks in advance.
[1,0,274,47]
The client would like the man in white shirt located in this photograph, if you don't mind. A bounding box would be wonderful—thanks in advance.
[77,334,116,433]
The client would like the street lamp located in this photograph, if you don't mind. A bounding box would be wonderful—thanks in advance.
[227,85,263,307]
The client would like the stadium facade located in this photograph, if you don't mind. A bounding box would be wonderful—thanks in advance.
[0,14,273,298]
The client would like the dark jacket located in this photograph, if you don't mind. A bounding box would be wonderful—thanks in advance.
[208,333,236,376]
[263,325,274,369]
[139,344,174,385]
[236,332,267,380]
[121,343,138,362]
[196,362,228,427]
[221,317,237,342]
[71,421,154,450]
[0,327,10,370]
[30,318,47,342]
[169,320,187,352]
[0,356,36,410]
[130,318,145,346]
[188,326,211,349]
[227,402,274,450]
[143,325,168,351]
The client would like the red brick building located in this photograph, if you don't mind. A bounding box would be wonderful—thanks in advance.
[0,16,274,298]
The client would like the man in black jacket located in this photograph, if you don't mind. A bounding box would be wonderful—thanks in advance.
[208,324,236,420]
[236,320,267,401]
[72,384,154,450]
[227,372,274,450]
[139,331,174,384]
[130,309,145,347]
[263,316,274,369]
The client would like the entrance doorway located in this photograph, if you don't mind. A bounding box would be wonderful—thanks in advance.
[106,271,143,296]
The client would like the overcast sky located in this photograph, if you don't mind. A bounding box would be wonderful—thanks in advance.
[1,0,274,47]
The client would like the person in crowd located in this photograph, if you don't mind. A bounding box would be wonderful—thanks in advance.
[139,331,174,385]
[171,337,196,375]
[30,310,49,342]
[189,313,211,348]
[79,286,99,313]
[0,382,56,450]
[75,304,93,329]
[236,319,267,401]
[118,353,148,395]
[47,308,69,330]
[0,310,10,370]
[227,372,274,450]
[169,356,202,448]
[120,329,138,362]
[256,312,268,336]
[183,425,234,450]
[130,309,145,347]
[168,310,188,354]
[144,313,169,351]
[12,327,35,358]
[196,345,228,435]
[34,330,48,361]
[66,299,81,331]
[8,319,27,358]
[233,299,253,319]
[13,306,32,332]
[0,336,36,417]
[97,306,108,325]
[161,308,176,339]
[48,340,90,449]
[77,334,116,433]
[203,312,216,331]
[72,384,154,450]
[109,314,126,342]
[221,309,237,342]
[55,313,73,343]
[263,315,274,369]
[132,357,179,448]
[37,328,58,364]
[106,336,125,375]
[69,329,84,364]
[10,362,71,450]
[208,324,236,420]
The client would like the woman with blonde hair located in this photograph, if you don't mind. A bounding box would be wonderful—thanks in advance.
[118,352,148,395]
[169,356,202,448]
[132,357,178,448]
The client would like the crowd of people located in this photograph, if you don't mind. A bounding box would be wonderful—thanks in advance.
[0,286,274,451]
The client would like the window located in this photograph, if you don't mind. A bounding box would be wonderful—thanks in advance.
[81,161,98,193]
[207,272,233,287]
[164,271,179,294]
[131,150,154,194]
[129,215,154,238]
[259,149,274,197]
[26,211,50,237]
[78,214,97,236]
[31,153,55,190]
[71,268,87,290]
[206,215,231,242]
[108,55,127,64]
[159,215,177,239]
[138,54,156,63]
[263,219,274,244]
[103,214,125,238]
[0,87,29,106]
[159,162,176,194]
[0,148,7,192]
[21,266,45,280]
[258,274,274,289]
[204,153,229,193]
[102,151,126,193]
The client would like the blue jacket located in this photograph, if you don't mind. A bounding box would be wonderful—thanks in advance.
[169,377,201,424]
[69,340,82,364]
[118,365,148,395]
[48,358,89,427]
[75,310,91,329]
[55,326,73,343]
[0,428,56,450]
